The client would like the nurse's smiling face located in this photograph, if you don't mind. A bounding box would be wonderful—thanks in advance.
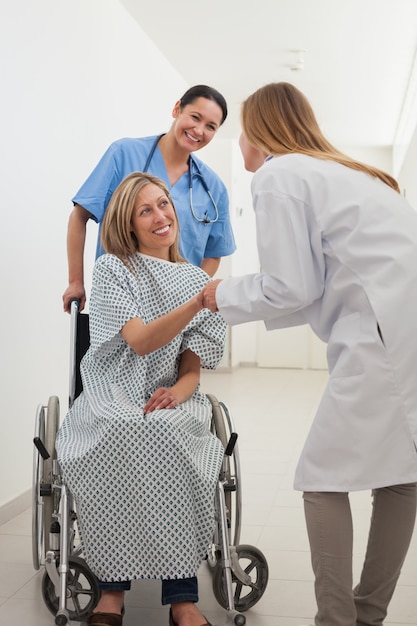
[172,97,223,153]
[131,183,178,260]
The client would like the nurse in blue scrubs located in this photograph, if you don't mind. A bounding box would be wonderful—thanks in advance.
[63,84,236,312]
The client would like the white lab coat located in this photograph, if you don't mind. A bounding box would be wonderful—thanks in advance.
[217,154,417,491]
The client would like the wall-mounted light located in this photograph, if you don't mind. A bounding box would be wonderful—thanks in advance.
[290,49,306,71]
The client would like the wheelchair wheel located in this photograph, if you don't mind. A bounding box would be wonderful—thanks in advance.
[32,396,60,569]
[41,555,100,621]
[207,394,242,550]
[212,544,269,611]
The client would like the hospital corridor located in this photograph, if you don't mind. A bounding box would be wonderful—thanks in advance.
[0,367,416,626]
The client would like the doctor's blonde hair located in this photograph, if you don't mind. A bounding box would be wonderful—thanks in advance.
[101,172,184,263]
[241,82,399,192]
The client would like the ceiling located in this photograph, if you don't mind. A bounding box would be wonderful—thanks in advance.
[120,0,417,156]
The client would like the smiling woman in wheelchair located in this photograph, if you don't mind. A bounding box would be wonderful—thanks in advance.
[55,172,226,626]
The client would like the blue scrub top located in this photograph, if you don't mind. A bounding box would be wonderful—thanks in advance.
[72,135,236,267]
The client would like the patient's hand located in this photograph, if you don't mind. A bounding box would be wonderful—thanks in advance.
[144,387,179,414]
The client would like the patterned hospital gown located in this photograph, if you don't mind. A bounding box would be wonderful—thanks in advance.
[56,253,226,582]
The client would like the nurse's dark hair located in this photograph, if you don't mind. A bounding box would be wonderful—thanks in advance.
[179,85,228,125]
[101,172,185,264]
[241,82,399,192]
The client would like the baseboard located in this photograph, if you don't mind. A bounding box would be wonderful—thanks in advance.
[203,365,233,373]
[235,361,258,368]
[0,489,31,526]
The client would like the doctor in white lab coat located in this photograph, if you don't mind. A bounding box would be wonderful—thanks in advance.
[202,82,417,626]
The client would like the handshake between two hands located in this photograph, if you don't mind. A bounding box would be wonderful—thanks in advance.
[198,278,223,312]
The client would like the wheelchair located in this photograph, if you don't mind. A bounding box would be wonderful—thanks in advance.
[32,300,269,625]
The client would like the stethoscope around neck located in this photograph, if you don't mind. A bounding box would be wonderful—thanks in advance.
[143,134,219,224]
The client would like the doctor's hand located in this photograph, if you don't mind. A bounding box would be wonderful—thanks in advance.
[202,279,223,312]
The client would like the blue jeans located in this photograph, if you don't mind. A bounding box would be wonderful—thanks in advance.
[97,576,199,605]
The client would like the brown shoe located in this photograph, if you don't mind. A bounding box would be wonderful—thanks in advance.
[87,612,123,626]
[169,607,212,626]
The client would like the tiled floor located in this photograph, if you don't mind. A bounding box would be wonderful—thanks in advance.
[1,367,416,626]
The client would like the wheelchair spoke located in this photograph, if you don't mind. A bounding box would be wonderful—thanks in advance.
[72,594,82,616]
[234,580,243,600]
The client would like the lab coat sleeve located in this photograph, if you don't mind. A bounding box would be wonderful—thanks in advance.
[216,184,325,326]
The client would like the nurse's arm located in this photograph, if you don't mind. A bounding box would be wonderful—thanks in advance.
[201,257,220,276]
[62,204,92,313]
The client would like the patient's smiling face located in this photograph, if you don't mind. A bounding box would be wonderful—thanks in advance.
[131,183,178,260]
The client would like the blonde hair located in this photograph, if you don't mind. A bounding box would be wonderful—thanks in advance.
[241,82,399,192]
[101,172,185,263]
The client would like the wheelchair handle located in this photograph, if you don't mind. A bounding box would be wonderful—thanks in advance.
[69,299,80,406]
[225,432,238,456]
[69,298,80,311]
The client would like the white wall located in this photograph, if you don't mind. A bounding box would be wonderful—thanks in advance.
[0,0,190,513]
[228,143,259,366]
[198,139,259,366]
[192,138,235,367]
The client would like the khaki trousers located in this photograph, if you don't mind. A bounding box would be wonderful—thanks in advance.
[303,484,417,626]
